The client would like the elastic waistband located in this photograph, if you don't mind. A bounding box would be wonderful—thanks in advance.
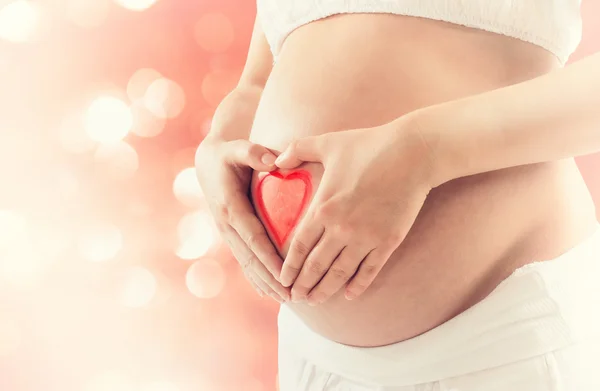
[278,225,600,387]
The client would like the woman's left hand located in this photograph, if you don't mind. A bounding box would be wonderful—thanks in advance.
[275,118,439,305]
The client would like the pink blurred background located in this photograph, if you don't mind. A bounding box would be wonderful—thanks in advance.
[0,1,598,391]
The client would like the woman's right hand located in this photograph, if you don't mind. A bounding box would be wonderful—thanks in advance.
[195,135,291,303]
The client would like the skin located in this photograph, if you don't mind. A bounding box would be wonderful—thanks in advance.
[200,13,598,346]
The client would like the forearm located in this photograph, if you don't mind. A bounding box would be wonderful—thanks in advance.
[207,83,264,142]
[415,52,600,187]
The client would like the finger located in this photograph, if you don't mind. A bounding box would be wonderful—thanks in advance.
[280,169,337,287]
[246,273,265,297]
[279,219,325,288]
[253,260,291,302]
[345,247,392,300]
[224,225,290,301]
[275,136,326,169]
[306,245,370,306]
[290,232,345,302]
[225,139,278,172]
[227,196,285,279]
[252,274,284,304]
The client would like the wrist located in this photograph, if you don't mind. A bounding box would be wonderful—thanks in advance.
[402,107,465,188]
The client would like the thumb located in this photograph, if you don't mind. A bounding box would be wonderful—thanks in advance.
[275,136,326,169]
[225,139,277,171]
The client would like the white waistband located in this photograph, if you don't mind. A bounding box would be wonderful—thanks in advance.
[278,224,600,387]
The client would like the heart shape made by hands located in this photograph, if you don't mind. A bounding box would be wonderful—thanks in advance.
[255,170,313,247]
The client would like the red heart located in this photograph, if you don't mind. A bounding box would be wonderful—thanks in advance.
[255,170,313,247]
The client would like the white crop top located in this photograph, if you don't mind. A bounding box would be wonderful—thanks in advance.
[256,0,583,65]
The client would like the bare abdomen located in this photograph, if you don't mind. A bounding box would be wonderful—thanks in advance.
[249,14,597,346]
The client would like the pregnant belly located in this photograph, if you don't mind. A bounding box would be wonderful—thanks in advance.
[248,14,596,346]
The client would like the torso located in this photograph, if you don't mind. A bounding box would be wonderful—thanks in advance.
[249,14,598,347]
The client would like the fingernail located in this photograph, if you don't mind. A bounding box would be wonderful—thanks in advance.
[345,291,356,300]
[261,153,276,165]
[307,294,323,306]
[291,292,304,303]
[274,153,287,165]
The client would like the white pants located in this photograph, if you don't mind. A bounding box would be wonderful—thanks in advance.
[278,226,600,390]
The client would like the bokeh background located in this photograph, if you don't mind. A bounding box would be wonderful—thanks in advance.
[0,1,598,390]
